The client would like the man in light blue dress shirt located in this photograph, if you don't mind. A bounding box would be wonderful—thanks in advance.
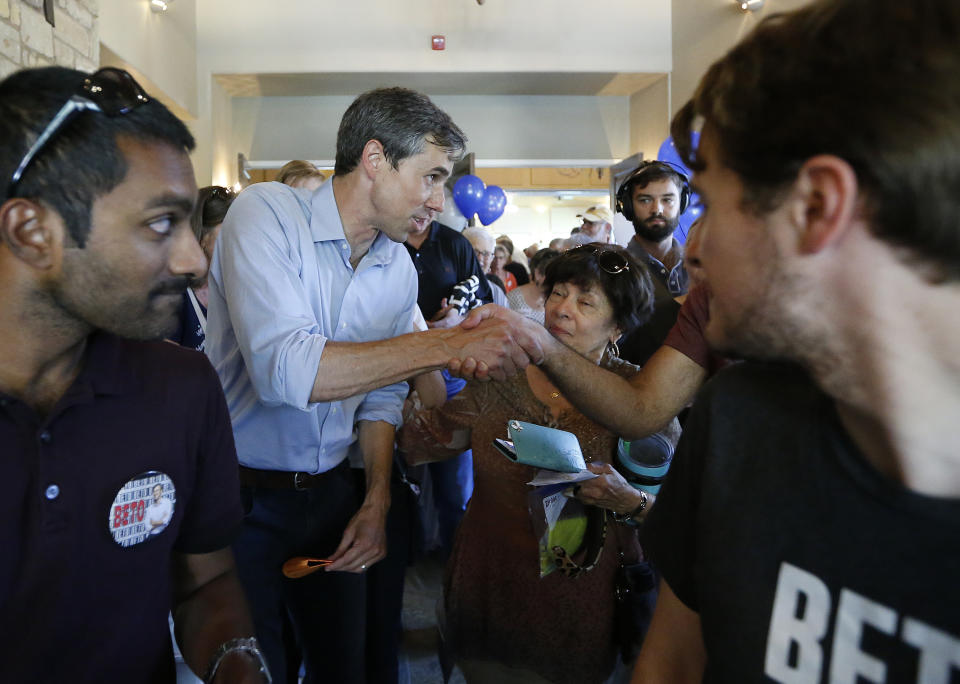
[205,88,529,683]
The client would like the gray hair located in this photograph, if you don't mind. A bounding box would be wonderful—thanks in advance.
[462,226,494,251]
[334,88,467,176]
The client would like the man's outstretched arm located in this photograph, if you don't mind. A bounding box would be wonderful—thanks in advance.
[454,305,706,440]
[308,322,529,403]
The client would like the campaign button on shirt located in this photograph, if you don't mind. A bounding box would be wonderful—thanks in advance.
[108,471,176,547]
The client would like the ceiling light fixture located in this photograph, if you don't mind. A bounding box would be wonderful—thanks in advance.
[150,0,169,13]
[738,0,764,11]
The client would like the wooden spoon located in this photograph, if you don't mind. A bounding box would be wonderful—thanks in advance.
[282,556,333,579]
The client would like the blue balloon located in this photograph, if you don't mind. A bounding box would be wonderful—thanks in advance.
[657,135,685,170]
[453,174,486,218]
[477,185,507,226]
[656,130,700,178]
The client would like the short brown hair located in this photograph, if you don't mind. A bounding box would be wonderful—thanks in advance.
[672,0,960,280]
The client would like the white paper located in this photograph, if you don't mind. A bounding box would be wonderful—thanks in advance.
[527,469,599,487]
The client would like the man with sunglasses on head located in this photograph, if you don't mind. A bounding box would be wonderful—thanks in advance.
[204,87,528,682]
[0,67,267,682]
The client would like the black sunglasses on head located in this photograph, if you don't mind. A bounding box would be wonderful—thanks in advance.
[572,244,631,275]
[7,67,150,199]
[208,186,235,201]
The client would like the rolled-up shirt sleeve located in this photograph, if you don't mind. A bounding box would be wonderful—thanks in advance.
[216,188,327,410]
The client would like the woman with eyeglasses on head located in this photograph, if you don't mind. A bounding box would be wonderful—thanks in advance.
[400,243,680,684]
[168,185,235,351]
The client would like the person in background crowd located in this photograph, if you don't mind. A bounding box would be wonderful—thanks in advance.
[464,226,510,307]
[403,214,493,554]
[496,235,530,286]
[489,242,517,292]
[169,185,235,351]
[506,247,560,325]
[576,205,614,244]
[617,162,692,366]
[276,159,325,191]
[0,65,265,683]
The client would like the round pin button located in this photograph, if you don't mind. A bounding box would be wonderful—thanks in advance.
[45,484,60,500]
[108,471,176,547]
[39,431,52,444]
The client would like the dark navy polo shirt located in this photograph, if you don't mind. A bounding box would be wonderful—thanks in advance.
[0,332,242,683]
[403,221,493,319]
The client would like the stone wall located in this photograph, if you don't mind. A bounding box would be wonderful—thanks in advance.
[0,0,99,79]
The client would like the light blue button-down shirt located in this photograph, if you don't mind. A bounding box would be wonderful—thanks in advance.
[205,180,418,473]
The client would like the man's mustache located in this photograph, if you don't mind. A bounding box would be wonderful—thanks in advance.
[149,276,200,298]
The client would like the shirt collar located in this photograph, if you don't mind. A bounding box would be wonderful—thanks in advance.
[309,178,397,268]
[79,331,139,396]
[308,179,347,244]
[627,235,684,271]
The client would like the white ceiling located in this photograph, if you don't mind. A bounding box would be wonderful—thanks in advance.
[214,71,665,98]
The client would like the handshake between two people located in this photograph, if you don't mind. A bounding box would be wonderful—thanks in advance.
[441,304,550,382]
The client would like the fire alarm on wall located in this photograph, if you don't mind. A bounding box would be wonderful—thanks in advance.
[432,35,446,50]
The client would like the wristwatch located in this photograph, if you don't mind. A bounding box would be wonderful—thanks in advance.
[204,637,272,683]
[611,490,648,526]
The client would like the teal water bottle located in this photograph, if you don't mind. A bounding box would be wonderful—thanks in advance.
[615,436,674,494]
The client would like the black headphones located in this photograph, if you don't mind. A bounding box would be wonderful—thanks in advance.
[615,160,691,222]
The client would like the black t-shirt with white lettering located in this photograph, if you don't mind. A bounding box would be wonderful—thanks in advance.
[643,362,960,683]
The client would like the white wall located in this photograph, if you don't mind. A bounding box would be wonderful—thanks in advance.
[629,75,670,161]
[231,94,632,164]
[99,0,198,117]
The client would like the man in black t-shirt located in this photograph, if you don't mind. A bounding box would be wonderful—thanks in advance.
[630,1,960,681]
[452,1,960,680]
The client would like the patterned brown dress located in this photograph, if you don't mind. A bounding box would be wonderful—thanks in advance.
[401,358,643,684]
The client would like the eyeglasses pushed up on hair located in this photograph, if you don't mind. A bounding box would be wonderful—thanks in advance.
[7,67,150,199]
[572,244,631,275]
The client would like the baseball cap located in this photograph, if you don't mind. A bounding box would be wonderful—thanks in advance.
[577,205,612,223]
